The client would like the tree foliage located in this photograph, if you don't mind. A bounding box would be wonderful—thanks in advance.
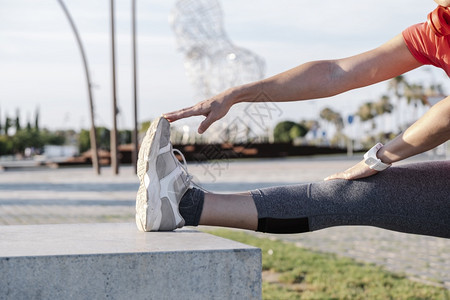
[140,120,152,134]
[356,95,393,122]
[0,128,66,156]
[78,127,132,153]
[273,121,308,143]
[79,127,110,153]
[320,107,344,131]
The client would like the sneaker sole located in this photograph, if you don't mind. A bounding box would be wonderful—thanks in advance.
[136,116,166,232]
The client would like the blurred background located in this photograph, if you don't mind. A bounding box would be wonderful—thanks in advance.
[0,0,448,165]
[1,1,449,295]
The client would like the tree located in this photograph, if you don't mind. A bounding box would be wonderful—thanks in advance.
[404,83,428,121]
[355,95,395,145]
[404,84,427,106]
[79,129,91,153]
[98,127,111,149]
[319,107,345,147]
[11,129,66,154]
[5,116,12,136]
[140,120,152,134]
[34,107,40,132]
[79,127,111,153]
[0,135,13,155]
[388,75,407,100]
[426,84,445,98]
[356,96,393,126]
[300,120,319,131]
[320,107,344,133]
[119,129,132,145]
[273,121,307,143]
[373,95,393,115]
[356,102,375,122]
[15,109,21,132]
[388,75,410,131]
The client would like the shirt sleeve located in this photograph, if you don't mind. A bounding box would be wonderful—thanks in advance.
[402,22,450,77]
[402,22,437,66]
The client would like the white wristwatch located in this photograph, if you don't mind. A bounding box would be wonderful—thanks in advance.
[363,143,391,171]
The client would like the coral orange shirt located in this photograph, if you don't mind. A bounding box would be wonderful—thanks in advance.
[402,22,450,77]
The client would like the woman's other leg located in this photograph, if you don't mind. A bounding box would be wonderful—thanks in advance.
[185,161,449,238]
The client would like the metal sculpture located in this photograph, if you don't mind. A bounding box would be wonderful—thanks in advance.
[170,0,266,143]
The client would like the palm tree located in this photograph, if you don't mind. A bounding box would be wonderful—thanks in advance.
[373,95,393,134]
[388,75,409,132]
[388,75,407,99]
[320,108,344,130]
[356,96,393,133]
[356,102,374,122]
[320,107,344,146]
[426,84,445,98]
[373,95,393,115]
[425,84,446,106]
[0,107,2,135]
[404,83,427,123]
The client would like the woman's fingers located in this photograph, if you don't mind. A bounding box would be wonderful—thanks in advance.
[323,172,345,181]
[165,96,232,134]
[164,105,202,122]
[198,112,219,134]
[164,88,235,133]
[324,160,379,181]
[164,102,219,134]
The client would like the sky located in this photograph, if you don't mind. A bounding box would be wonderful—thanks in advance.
[0,0,448,135]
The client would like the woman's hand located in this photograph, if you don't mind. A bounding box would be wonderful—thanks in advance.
[324,160,379,181]
[164,88,235,134]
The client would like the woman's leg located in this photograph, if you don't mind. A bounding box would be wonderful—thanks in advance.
[180,160,450,238]
[179,188,258,230]
[200,193,258,230]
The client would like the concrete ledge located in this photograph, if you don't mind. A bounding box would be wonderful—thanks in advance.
[0,223,261,299]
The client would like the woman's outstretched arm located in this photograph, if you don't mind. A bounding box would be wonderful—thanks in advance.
[164,34,421,133]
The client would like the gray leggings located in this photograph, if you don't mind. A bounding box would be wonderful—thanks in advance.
[251,160,450,238]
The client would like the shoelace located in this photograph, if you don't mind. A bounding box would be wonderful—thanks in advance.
[173,148,210,193]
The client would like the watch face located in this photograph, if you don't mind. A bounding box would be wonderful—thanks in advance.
[365,157,378,165]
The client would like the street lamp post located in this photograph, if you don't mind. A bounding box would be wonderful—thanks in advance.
[132,0,139,174]
[110,0,119,175]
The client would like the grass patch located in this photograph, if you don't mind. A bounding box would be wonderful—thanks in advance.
[203,228,450,300]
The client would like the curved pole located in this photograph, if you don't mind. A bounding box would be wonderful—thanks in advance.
[57,0,100,174]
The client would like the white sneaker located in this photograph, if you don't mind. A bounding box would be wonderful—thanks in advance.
[136,116,192,232]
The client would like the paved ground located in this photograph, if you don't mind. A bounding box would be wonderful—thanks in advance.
[0,155,448,289]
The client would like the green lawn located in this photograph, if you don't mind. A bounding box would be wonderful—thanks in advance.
[204,229,450,300]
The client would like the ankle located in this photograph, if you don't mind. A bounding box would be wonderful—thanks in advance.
[179,188,205,226]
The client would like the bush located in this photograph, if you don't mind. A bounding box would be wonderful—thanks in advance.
[0,135,13,156]
[0,129,66,156]
[78,127,132,153]
[273,121,307,143]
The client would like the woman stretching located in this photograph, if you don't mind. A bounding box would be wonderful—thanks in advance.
[135,2,450,239]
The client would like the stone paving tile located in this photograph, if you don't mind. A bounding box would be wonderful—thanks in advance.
[0,157,449,289]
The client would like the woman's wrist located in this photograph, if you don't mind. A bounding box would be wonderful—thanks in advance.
[376,147,396,165]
